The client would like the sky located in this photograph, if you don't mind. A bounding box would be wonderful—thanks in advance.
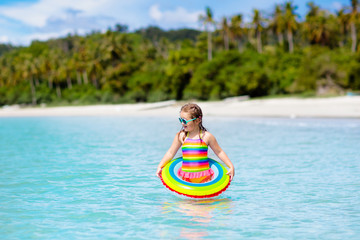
[0,0,351,46]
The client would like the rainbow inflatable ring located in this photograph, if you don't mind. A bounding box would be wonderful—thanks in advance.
[160,157,231,198]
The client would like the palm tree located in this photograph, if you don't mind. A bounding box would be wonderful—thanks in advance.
[73,52,83,85]
[40,54,53,89]
[22,54,37,105]
[199,7,215,60]
[85,40,102,88]
[252,9,263,53]
[350,0,359,52]
[33,58,41,86]
[57,57,74,91]
[314,13,331,46]
[65,58,74,89]
[304,2,319,43]
[80,46,89,85]
[87,51,103,90]
[229,14,244,52]
[305,2,332,46]
[220,17,230,50]
[337,9,350,47]
[272,5,285,46]
[306,1,320,17]
[51,51,64,99]
[284,2,298,53]
[0,59,7,88]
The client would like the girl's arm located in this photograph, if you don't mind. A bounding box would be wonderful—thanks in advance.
[156,132,182,177]
[207,132,235,180]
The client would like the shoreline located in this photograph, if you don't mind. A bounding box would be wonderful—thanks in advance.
[1,96,360,118]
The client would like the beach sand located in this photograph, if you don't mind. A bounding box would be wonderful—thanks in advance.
[1,96,360,118]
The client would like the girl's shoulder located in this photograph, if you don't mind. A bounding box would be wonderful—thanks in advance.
[177,131,186,143]
[178,131,186,138]
[202,130,213,138]
[202,131,215,143]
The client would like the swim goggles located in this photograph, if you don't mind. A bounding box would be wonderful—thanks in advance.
[179,117,197,124]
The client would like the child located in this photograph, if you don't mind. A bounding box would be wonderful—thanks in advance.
[156,103,235,183]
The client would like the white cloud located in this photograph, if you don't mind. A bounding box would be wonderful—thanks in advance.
[0,35,10,43]
[332,2,343,11]
[149,5,163,21]
[149,4,202,25]
[0,0,112,28]
[0,0,128,45]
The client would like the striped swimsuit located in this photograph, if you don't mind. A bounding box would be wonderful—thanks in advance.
[178,131,214,183]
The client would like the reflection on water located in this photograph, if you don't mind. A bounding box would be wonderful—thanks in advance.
[161,198,234,239]
[164,198,233,223]
[179,228,208,240]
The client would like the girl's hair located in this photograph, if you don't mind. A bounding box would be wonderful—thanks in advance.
[180,103,207,142]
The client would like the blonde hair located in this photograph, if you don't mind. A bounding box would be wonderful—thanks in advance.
[180,103,207,141]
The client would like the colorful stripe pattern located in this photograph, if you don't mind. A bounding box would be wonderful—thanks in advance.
[181,137,210,172]
[160,158,231,198]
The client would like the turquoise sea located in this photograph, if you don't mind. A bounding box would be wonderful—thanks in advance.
[0,116,359,239]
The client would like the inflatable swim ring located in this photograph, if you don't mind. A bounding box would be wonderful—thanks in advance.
[160,157,231,198]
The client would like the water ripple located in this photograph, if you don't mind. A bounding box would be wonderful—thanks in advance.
[0,116,359,239]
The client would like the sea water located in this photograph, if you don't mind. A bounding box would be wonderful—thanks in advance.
[0,116,359,239]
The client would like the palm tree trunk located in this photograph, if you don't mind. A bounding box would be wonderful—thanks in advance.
[48,77,53,89]
[76,71,82,85]
[56,84,62,98]
[82,70,89,84]
[224,34,229,51]
[351,22,357,52]
[67,76,72,89]
[257,30,262,53]
[278,33,284,46]
[288,29,294,53]
[339,35,344,48]
[207,30,212,61]
[35,77,40,86]
[30,76,37,105]
[237,38,243,53]
[92,75,98,89]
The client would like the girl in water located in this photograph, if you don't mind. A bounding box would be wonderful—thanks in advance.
[156,103,234,183]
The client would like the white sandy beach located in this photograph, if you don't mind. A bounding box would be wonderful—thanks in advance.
[1,96,360,118]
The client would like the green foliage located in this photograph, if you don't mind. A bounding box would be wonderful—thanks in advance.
[0,43,17,56]
[291,46,350,93]
[0,82,32,105]
[268,50,302,94]
[229,52,271,97]
[26,41,49,57]
[184,51,241,100]
[166,48,203,100]
[1,2,360,106]
[136,26,201,42]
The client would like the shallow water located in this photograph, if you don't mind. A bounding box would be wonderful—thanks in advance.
[0,116,359,239]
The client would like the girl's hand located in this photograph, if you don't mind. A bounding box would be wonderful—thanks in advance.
[156,167,162,178]
[226,167,235,181]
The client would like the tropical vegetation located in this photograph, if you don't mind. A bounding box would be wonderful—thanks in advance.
[0,1,359,106]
